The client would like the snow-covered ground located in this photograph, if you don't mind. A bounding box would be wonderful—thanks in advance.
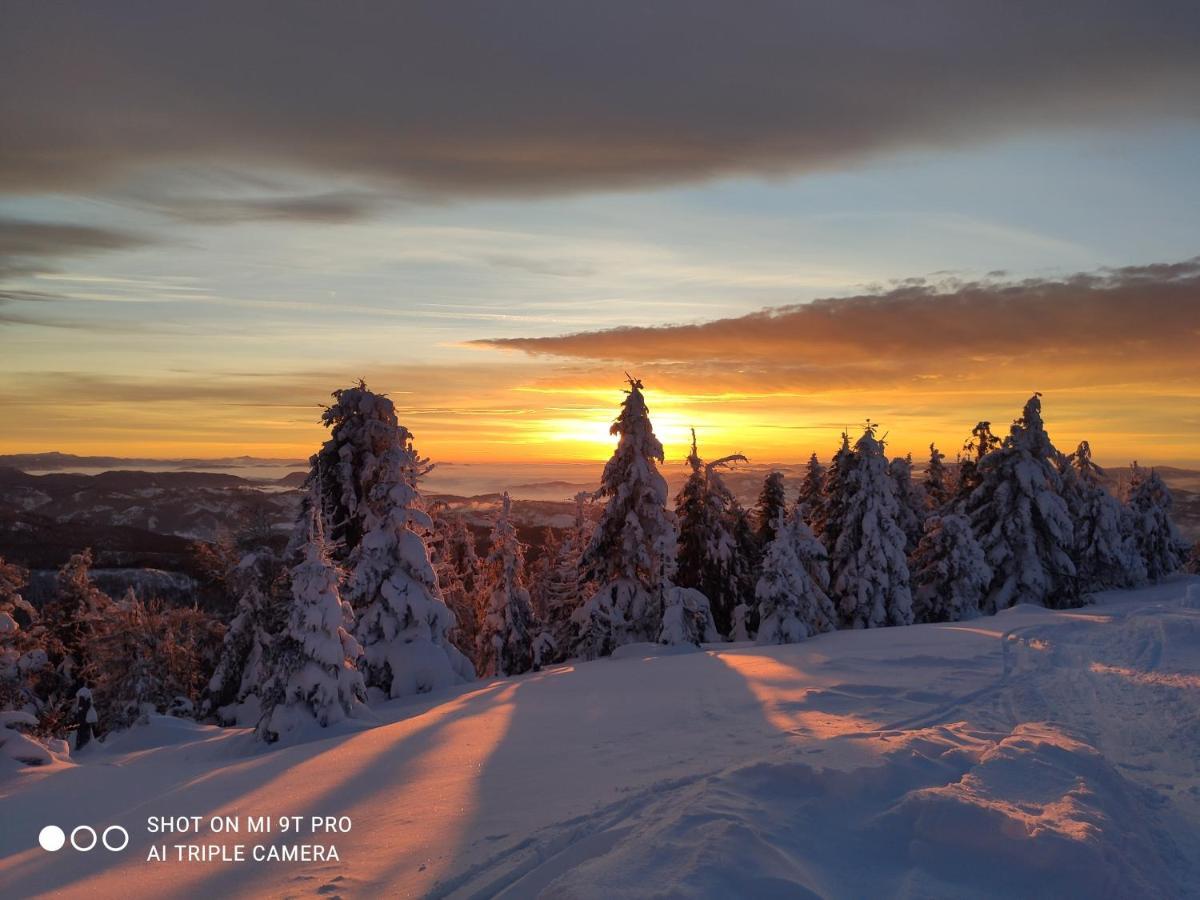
[3,578,1199,899]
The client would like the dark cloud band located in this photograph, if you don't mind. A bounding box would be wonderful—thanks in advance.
[473,258,1200,388]
[2,2,1198,195]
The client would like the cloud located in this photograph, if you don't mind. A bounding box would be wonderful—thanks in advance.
[473,258,1200,390]
[0,218,156,312]
[1,3,1197,196]
[0,218,150,276]
[149,191,380,225]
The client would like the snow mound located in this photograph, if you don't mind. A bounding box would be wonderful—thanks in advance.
[527,723,1184,899]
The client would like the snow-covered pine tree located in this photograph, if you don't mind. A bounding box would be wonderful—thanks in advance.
[0,559,47,721]
[257,502,365,743]
[910,514,991,622]
[536,493,593,663]
[755,510,837,644]
[754,471,788,547]
[204,548,284,724]
[307,384,472,698]
[44,550,111,687]
[797,451,826,530]
[477,493,540,677]
[1125,463,1189,582]
[430,511,483,663]
[888,454,928,555]
[924,443,951,511]
[674,429,750,638]
[812,433,854,549]
[964,394,1079,612]
[573,377,681,656]
[1059,442,1146,591]
[955,421,1000,501]
[28,551,113,737]
[829,423,914,629]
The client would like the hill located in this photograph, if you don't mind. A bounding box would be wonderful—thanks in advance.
[2,578,1198,897]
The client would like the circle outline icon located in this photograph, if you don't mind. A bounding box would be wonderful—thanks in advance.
[70,825,98,852]
[102,825,130,852]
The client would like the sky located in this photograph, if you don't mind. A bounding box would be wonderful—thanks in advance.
[1,2,1199,467]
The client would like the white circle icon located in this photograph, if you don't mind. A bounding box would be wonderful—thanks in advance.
[102,826,130,852]
[70,825,98,852]
[38,825,66,852]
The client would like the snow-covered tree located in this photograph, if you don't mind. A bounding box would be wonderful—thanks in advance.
[204,548,283,724]
[307,384,472,697]
[829,424,914,629]
[257,503,365,743]
[89,596,224,732]
[756,511,837,644]
[889,454,928,555]
[674,430,751,638]
[658,585,719,647]
[1125,463,1189,582]
[924,443,951,511]
[910,514,991,622]
[754,471,788,547]
[812,434,853,549]
[797,452,825,525]
[955,421,1000,501]
[0,559,48,723]
[73,686,97,751]
[1059,443,1146,592]
[531,493,594,664]
[573,377,680,656]
[429,511,484,663]
[477,493,540,677]
[963,394,1079,612]
[44,550,111,688]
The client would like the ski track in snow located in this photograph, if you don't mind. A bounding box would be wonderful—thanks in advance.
[2,578,1199,899]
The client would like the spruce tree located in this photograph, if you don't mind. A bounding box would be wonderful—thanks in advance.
[573,377,681,655]
[924,443,951,511]
[889,454,928,555]
[1125,463,1189,582]
[755,511,836,644]
[797,452,826,527]
[0,559,46,721]
[911,514,991,622]
[308,384,472,697]
[956,421,1000,501]
[829,424,914,628]
[812,434,853,548]
[536,493,593,663]
[204,548,283,724]
[430,511,483,663]
[477,493,540,677]
[257,502,365,742]
[674,429,750,638]
[754,471,788,547]
[1059,443,1146,591]
[964,394,1079,611]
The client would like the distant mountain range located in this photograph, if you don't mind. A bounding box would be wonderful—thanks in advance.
[0,452,307,470]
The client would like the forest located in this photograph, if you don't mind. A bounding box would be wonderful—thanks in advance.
[2,378,1195,760]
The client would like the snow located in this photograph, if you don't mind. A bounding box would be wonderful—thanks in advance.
[2,577,1198,898]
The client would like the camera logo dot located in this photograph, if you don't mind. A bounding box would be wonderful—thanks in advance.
[38,824,129,852]
[38,825,65,852]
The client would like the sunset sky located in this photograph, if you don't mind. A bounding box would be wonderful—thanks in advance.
[2,3,1198,466]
